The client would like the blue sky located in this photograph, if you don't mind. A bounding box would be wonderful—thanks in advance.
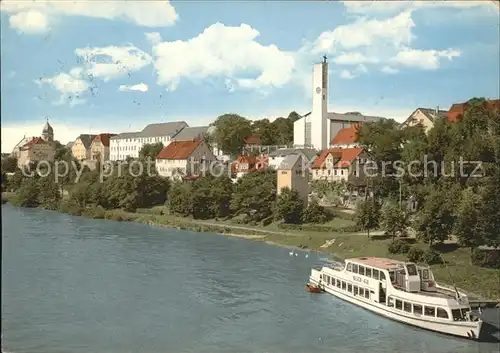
[1,1,499,150]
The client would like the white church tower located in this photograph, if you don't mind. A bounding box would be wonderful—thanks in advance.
[310,55,329,150]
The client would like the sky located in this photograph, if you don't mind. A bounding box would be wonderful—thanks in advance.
[1,0,499,151]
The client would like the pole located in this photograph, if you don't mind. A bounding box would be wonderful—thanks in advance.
[399,178,402,209]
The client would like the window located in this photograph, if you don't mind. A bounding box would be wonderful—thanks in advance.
[404,302,412,312]
[359,288,364,297]
[336,279,341,288]
[424,306,435,317]
[413,304,423,315]
[281,171,287,175]
[421,269,429,280]
[348,284,352,293]
[354,286,358,295]
[406,264,418,276]
[452,309,466,321]
[347,263,352,272]
[388,297,394,307]
[353,264,358,273]
[372,269,379,280]
[437,308,449,319]
[342,281,346,290]
[380,272,386,281]
[395,299,402,310]
[365,268,372,278]
[359,266,365,276]
[365,290,370,299]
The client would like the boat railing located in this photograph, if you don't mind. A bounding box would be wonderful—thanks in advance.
[436,283,469,302]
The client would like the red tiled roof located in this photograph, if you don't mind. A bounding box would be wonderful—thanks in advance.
[330,124,361,145]
[156,140,202,159]
[311,148,364,169]
[22,137,47,148]
[93,133,117,147]
[244,136,261,145]
[446,99,500,123]
[231,155,268,173]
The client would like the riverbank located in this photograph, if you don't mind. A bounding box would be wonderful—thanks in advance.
[2,195,499,301]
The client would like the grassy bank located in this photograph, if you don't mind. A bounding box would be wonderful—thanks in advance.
[2,198,499,300]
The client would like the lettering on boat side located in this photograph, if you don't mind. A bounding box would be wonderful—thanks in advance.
[353,276,369,285]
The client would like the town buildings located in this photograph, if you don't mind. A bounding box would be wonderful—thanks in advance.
[231,155,268,179]
[400,108,447,133]
[310,148,369,184]
[267,148,317,170]
[90,133,116,161]
[329,124,362,148]
[109,121,188,161]
[16,121,56,168]
[276,154,309,205]
[71,134,96,161]
[155,139,216,180]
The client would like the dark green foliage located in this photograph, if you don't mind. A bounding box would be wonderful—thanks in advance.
[407,246,425,263]
[167,181,193,217]
[302,198,330,224]
[354,198,380,237]
[422,249,442,265]
[388,239,410,254]
[1,157,18,173]
[380,200,409,239]
[191,175,233,219]
[275,187,304,224]
[213,114,253,155]
[471,248,500,269]
[139,142,164,160]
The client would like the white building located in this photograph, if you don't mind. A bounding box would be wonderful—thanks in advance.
[293,56,384,151]
[109,121,188,161]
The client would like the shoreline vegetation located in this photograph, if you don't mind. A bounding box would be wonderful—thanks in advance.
[2,191,499,301]
[1,101,499,301]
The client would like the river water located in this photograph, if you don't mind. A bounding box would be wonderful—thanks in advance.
[2,205,499,353]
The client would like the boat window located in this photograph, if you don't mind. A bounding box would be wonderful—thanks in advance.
[372,269,379,280]
[380,272,386,281]
[347,263,352,272]
[364,290,370,299]
[337,279,341,288]
[388,297,394,307]
[437,308,449,319]
[406,264,418,276]
[413,304,423,315]
[354,286,358,295]
[395,299,402,310]
[452,309,466,321]
[348,284,352,293]
[460,308,468,318]
[422,269,429,280]
[424,306,435,317]
[342,281,346,290]
[359,266,365,276]
[365,267,372,278]
[359,288,364,296]
[389,272,395,282]
[403,302,412,312]
[353,264,358,273]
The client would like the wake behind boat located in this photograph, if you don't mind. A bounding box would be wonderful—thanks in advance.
[309,257,482,339]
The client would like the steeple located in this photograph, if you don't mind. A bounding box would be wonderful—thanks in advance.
[42,118,54,142]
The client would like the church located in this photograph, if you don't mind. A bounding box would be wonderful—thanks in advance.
[293,56,384,150]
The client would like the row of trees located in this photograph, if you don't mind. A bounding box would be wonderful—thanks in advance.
[353,98,499,262]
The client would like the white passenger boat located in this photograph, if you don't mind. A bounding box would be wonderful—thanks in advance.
[309,257,482,339]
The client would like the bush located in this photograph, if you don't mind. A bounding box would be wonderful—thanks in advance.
[407,246,425,263]
[422,249,442,265]
[277,222,360,233]
[58,200,83,216]
[471,248,500,269]
[92,206,106,219]
[388,239,410,254]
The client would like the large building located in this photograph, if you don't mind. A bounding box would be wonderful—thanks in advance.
[16,121,56,168]
[293,57,384,150]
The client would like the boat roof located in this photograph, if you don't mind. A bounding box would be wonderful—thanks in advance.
[346,257,406,270]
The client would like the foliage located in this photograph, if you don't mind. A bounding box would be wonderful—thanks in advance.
[422,249,442,265]
[139,142,164,160]
[471,248,500,269]
[454,187,483,251]
[407,246,425,263]
[302,198,330,224]
[1,157,18,173]
[354,198,380,237]
[388,239,410,254]
[275,187,304,224]
[167,181,193,217]
[191,175,233,219]
[213,114,253,156]
[380,200,409,239]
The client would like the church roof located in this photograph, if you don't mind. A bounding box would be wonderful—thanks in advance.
[327,112,384,123]
[43,121,53,133]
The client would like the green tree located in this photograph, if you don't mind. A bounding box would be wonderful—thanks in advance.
[252,119,276,146]
[302,198,329,224]
[354,198,380,237]
[213,114,252,156]
[475,176,500,248]
[167,181,194,217]
[271,117,293,146]
[1,157,18,173]
[454,187,483,252]
[37,176,61,210]
[231,170,276,223]
[11,178,40,208]
[380,200,409,239]
[191,175,233,219]
[275,187,304,224]
[139,142,164,161]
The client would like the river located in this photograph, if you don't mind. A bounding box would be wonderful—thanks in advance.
[2,205,499,353]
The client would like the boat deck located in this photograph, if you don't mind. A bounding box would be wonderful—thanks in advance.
[393,286,461,300]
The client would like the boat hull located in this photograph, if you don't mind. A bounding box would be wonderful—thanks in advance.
[310,277,482,340]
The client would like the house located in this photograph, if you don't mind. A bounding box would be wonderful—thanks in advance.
[90,133,117,161]
[171,126,209,142]
[400,107,447,133]
[71,134,97,161]
[267,148,318,170]
[311,147,370,185]
[11,136,36,159]
[110,121,189,161]
[277,154,309,205]
[66,141,74,149]
[329,123,362,148]
[446,99,500,123]
[17,137,56,168]
[155,139,216,179]
[231,155,268,179]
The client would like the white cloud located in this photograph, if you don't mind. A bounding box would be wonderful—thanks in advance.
[342,1,497,15]
[1,1,178,34]
[8,10,49,34]
[392,47,461,70]
[381,66,399,74]
[339,64,368,80]
[119,83,149,92]
[149,23,295,92]
[75,45,152,81]
[38,70,89,105]
[334,52,379,65]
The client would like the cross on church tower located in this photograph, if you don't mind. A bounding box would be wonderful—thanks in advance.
[323,55,327,63]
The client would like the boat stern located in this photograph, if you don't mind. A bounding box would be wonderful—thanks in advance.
[309,268,322,285]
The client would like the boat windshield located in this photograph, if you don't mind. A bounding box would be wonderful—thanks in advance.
[406,264,418,276]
